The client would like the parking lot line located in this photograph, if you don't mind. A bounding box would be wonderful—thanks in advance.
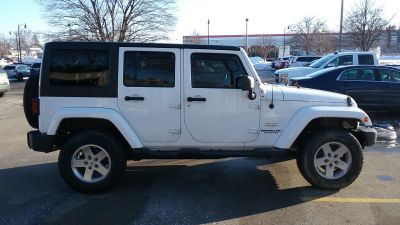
[305,197,400,204]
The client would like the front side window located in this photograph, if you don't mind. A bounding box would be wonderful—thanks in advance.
[191,53,246,88]
[49,49,109,87]
[380,69,400,82]
[330,55,353,67]
[124,51,175,87]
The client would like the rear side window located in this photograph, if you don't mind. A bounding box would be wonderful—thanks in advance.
[330,55,353,67]
[123,51,175,87]
[191,53,246,89]
[49,49,109,87]
[358,55,374,65]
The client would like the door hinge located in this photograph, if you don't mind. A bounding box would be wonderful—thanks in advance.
[169,128,181,134]
[248,129,259,134]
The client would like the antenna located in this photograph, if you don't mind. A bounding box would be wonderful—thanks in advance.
[269,84,274,109]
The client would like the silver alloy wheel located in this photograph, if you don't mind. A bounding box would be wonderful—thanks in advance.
[71,144,111,183]
[313,141,352,179]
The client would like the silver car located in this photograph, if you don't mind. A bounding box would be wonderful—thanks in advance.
[0,67,10,97]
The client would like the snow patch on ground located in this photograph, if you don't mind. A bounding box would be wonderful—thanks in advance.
[379,55,400,66]
[249,57,272,70]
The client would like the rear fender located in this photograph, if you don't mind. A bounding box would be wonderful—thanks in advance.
[46,108,143,148]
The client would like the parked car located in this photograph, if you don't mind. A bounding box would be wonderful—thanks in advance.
[30,63,41,76]
[289,65,400,111]
[3,64,30,81]
[288,56,321,67]
[273,56,292,69]
[0,67,10,97]
[275,52,379,84]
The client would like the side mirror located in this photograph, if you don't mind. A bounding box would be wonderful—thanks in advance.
[326,63,335,68]
[236,76,256,100]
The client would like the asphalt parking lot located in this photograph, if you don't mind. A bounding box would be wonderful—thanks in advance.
[0,79,399,225]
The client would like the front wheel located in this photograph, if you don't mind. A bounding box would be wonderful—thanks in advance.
[297,129,363,190]
[58,131,127,193]
[0,92,4,97]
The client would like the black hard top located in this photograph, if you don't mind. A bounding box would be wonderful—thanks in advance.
[44,41,241,51]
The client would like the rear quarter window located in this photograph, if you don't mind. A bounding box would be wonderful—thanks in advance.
[49,49,109,87]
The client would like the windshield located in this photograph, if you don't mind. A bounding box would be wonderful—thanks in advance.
[309,54,334,68]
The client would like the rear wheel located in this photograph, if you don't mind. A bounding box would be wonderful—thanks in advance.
[23,74,39,128]
[58,131,127,193]
[297,129,363,190]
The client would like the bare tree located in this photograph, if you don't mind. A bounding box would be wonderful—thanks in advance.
[37,0,177,42]
[290,16,328,55]
[313,33,337,55]
[343,0,390,51]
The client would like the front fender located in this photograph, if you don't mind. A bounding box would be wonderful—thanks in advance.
[274,106,372,149]
[46,107,144,148]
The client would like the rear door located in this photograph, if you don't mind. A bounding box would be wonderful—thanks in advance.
[117,47,181,143]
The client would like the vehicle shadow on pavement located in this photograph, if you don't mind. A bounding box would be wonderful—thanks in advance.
[0,154,337,225]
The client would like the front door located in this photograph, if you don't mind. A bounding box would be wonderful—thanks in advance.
[118,47,181,143]
[183,49,260,144]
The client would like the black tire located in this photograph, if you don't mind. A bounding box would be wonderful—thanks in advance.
[23,74,39,128]
[297,129,363,190]
[17,73,24,81]
[0,92,4,97]
[58,131,127,194]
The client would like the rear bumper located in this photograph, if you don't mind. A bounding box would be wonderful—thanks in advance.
[27,130,59,153]
[357,126,377,147]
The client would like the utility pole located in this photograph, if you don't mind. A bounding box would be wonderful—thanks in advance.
[339,0,344,52]
[245,18,249,52]
[283,26,289,56]
[207,19,210,45]
[17,24,26,62]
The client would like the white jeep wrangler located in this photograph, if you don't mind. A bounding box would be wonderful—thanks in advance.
[25,42,376,193]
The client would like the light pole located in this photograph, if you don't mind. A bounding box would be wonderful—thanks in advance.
[17,24,26,62]
[245,18,249,52]
[339,0,344,52]
[207,19,210,45]
[283,26,289,56]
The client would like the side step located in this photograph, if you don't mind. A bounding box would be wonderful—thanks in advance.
[128,148,290,160]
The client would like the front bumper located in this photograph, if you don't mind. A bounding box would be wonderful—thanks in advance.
[356,126,377,147]
[27,130,59,153]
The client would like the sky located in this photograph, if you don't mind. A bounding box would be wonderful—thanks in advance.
[0,0,399,43]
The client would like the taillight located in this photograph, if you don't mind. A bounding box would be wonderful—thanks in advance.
[32,98,39,115]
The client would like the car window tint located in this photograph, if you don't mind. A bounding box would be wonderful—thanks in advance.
[358,69,376,81]
[123,51,175,87]
[32,63,41,68]
[380,69,400,82]
[3,65,15,70]
[339,69,358,80]
[49,49,109,87]
[331,55,353,66]
[191,53,246,89]
[358,55,374,65]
